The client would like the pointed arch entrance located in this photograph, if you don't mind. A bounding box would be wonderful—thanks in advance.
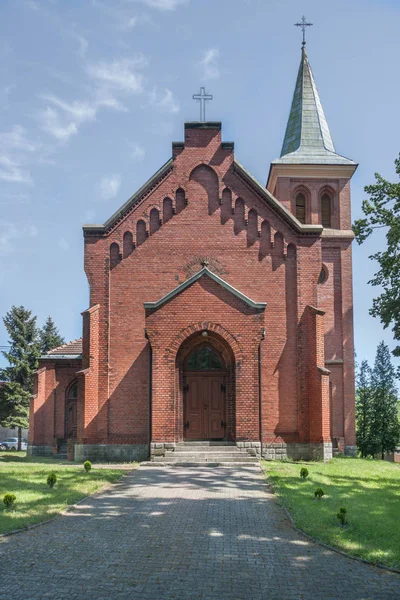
[177,331,236,441]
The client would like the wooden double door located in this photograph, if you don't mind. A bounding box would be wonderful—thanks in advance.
[184,373,226,440]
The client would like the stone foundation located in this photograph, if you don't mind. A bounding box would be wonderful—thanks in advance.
[344,445,357,457]
[74,444,149,462]
[235,441,261,456]
[27,445,53,457]
[262,442,333,461]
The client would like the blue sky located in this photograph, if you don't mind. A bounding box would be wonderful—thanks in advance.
[0,0,399,369]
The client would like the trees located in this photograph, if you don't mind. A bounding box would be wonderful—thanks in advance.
[0,308,65,449]
[370,342,400,459]
[0,306,40,449]
[356,360,373,458]
[353,154,400,355]
[355,342,400,458]
[39,316,65,354]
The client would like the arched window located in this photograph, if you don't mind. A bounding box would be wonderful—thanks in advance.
[321,194,332,228]
[318,265,329,284]
[68,383,78,400]
[136,220,147,246]
[66,382,78,439]
[123,231,134,258]
[110,242,121,269]
[295,193,306,224]
[150,208,160,234]
[186,346,223,371]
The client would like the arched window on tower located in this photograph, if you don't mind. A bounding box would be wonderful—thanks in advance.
[295,192,306,224]
[321,194,332,228]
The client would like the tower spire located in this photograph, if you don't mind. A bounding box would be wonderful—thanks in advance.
[273,44,355,166]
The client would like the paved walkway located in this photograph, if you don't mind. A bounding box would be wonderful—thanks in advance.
[1,466,400,600]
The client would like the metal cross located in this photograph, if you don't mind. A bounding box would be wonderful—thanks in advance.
[192,87,213,122]
[294,15,313,47]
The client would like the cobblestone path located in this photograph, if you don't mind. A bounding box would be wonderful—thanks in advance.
[1,465,400,600]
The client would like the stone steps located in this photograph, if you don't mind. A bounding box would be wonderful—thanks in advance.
[150,442,259,466]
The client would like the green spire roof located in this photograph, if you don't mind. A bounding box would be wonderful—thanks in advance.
[273,47,355,166]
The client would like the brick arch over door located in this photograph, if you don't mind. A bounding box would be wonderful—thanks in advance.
[175,329,237,442]
[165,322,243,366]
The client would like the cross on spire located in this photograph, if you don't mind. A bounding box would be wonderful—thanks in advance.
[294,15,313,47]
[192,87,213,122]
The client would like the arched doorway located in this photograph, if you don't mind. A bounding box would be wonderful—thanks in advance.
[182,341,231,440]
[65,381,78,439]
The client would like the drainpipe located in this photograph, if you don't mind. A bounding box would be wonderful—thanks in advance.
[258,341,263,457]
[146,332,152,460]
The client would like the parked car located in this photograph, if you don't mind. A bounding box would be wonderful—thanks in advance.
[0,437,28,451]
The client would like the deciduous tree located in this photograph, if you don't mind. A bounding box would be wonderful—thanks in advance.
[353,155,400,355]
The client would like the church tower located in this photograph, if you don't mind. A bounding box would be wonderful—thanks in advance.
[268,43,358,456]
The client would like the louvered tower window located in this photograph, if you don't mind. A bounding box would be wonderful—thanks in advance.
[295,193,306,224]
[321,194,332,228]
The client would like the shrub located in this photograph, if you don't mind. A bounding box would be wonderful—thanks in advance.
[337,507,347,526]
[300,467,309,479]
[47,472,57,489]
[3,493,16,509]
[314,487,325,499]
[83,460,92,473]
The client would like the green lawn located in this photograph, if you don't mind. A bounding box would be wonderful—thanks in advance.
[263,458,400,569]
[0,452,125,535]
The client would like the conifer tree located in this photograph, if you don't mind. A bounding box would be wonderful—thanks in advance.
[356,360,373,457]
[0,306,40,449]
[370,341,400,459]
[39,316,65,354]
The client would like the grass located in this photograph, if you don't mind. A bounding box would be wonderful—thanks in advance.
[0,451,125,535]
[263,457,400,570]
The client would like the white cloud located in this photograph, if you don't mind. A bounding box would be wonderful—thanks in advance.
[149,87,180,114]
[130,143,145,161]
[139,0,188,10]
[38,92,127,142]
[0,220,37,256]
[71,32,89,58]
[87,56,147,93]
[98,174,121,200]
[200,48,220,81]
[0,125,37,153]
[0,125,46,185]
[38,96,98,142]
[59,237,69,251]
[0,155,32,185]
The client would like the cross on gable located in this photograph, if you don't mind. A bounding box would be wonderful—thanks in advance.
[192,87,213,122]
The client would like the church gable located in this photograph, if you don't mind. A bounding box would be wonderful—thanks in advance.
[83,121,324,275]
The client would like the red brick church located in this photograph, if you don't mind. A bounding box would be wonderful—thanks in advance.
[28,45,357,461]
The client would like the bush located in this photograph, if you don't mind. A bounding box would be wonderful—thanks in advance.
[83,460,92,473]
[3,493,17,509]
[314,487,325,499]
[47,472,57,489]
[337,507,347,526]
[300,467,309,479]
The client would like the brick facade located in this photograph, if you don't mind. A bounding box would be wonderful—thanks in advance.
[28,121,356,461]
